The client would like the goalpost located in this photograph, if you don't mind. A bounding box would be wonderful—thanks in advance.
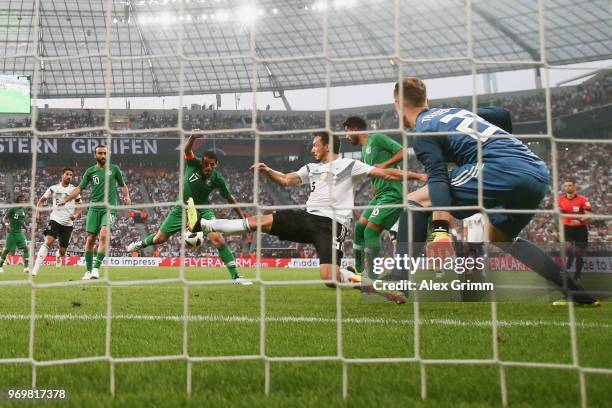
[0,0,609,406]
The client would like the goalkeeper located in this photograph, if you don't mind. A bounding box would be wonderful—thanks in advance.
[127,129,251,285]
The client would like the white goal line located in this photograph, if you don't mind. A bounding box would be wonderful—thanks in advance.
[0,313,610,330]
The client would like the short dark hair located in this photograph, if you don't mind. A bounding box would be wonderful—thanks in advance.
[62,167,74,174]
[343,116,367,131]
[313,131,340,154]
[202,151,218,163]
[94,144,106,153]
[15,193,25,202]
[564,177,576,184]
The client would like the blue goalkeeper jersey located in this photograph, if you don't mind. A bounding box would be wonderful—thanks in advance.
[414,107,548,183]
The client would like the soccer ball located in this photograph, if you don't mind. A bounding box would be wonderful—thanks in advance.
[184,231,204,248]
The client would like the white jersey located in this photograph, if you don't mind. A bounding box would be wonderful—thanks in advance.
[42,183,81,227]
[295,158,373,226]
[464,213,487,243]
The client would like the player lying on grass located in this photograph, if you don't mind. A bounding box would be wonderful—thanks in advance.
[393,77,599,307]
[127,129,250,285]
[31,167,82,276]
[343,116,427,280]
[0,194,31,274]
[187,131,426,291]
[59,145,131,280]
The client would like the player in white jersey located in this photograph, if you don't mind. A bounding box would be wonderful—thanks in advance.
[31,168,82,276]
[186,132,424,294]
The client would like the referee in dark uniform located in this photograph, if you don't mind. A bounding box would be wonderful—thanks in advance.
[558,178,592,281]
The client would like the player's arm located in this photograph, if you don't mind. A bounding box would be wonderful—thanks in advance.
[59,186,82,206]
[71,197,83,220]
[251,163,302,187]
[411,136,453,224]
[216,174,245,218]
[375,148,405,169]
[226,196,245,219]
[116,168,131,206]
[368,167,428,182]
[184,128,203,156]
[373,134,406,169]
[35,193,49,222]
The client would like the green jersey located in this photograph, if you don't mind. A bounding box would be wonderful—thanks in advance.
[6,207,26,232]
[183,156,231,205]
[79,164,126,207]
[361,133,403,197]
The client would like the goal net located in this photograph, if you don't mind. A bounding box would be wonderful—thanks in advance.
[0,0,610,405]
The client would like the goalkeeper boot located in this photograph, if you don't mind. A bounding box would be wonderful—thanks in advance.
[81,271,93,280]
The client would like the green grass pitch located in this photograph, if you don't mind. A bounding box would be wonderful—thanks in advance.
[0,265,609,407]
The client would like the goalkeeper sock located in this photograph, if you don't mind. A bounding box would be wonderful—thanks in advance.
[85,251,94,272]
[93,252,106,269]
[218,244,239,279]
[0,249,9,267]
[502,238,596,304]
[363,227,382,281]
[353,222,366,273]
[142,233,156,248]
[32,244,49,275]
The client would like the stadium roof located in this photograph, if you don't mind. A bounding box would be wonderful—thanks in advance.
[1,0,610,98]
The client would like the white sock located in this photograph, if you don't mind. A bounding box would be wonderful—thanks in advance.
[32,244,49,275]
[204,218,250,235]
[340,268,357,283]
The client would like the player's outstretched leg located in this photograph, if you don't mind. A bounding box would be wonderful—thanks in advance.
[496,237,598,306]
[187,198,251,235]
[207,232,252,285]
[127,231,168,252]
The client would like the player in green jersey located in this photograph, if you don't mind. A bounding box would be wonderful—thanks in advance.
[0,194,31,273]
[59,145,131,280]
[126,129,250,285]
[344,116,426,279]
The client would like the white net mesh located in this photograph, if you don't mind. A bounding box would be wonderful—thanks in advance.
[0,0,610,405]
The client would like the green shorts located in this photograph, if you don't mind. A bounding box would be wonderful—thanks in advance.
[361,194,403,231]
[159,205,215,236]
[5,232,27,252]
[86,208,117,234]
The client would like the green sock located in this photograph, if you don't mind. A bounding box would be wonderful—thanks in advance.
[218,244,238,279]
[142,233,156,248]
[0,249,8,267]
[353,223,366,273]
[85,251,94,272]
[364,227,382,281]
[23,249,30,268]
[94,252,105,269]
